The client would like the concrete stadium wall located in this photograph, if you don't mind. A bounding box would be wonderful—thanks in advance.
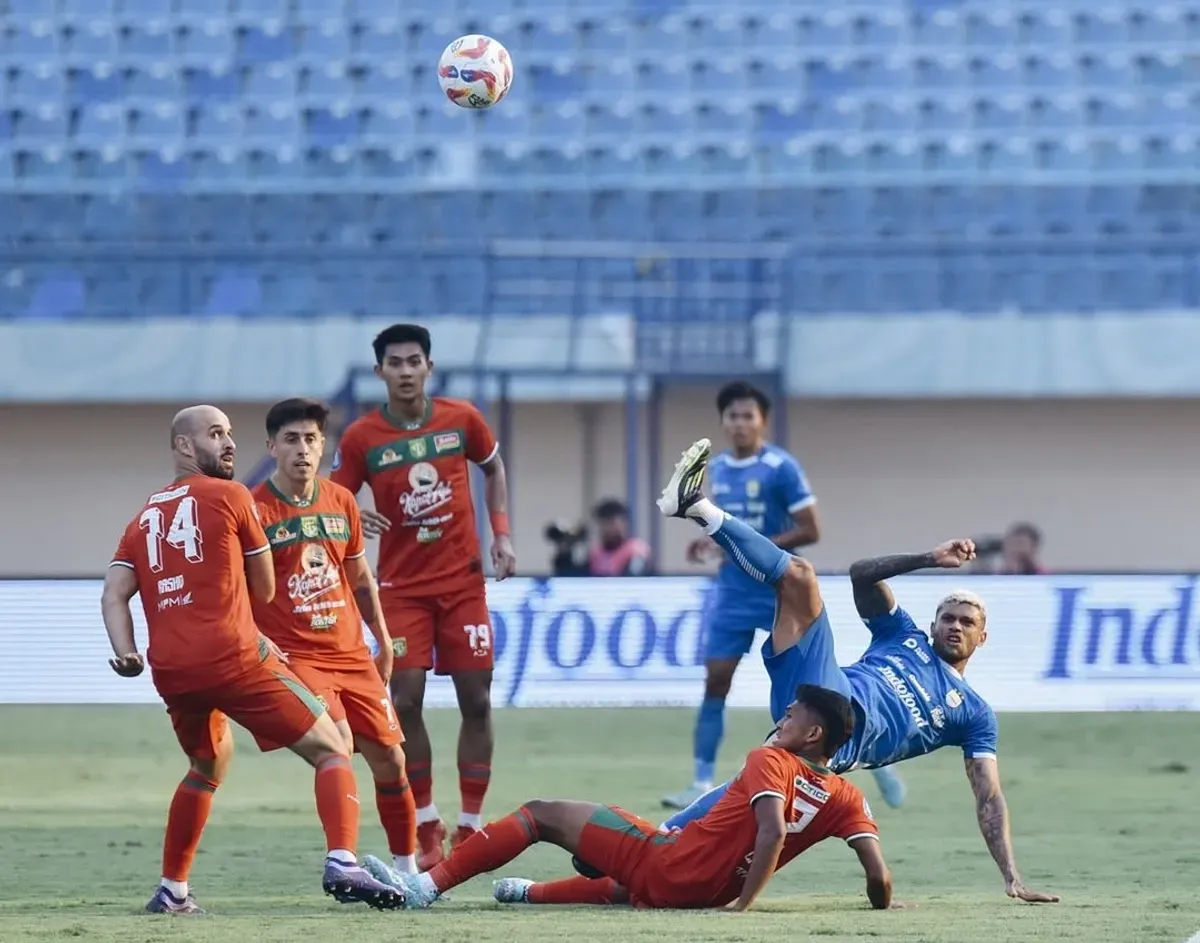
[2,396,1197,576]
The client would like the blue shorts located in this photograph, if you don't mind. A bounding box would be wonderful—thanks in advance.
[761,607,851,723]
[702,585,777,661]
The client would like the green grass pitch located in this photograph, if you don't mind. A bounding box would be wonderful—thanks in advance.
[1,705,1198,942]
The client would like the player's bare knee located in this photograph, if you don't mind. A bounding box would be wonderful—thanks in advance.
[455,681,492,724]
[370,745,406,782]
[522,799,556,842]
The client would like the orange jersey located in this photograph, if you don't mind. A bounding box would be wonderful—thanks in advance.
[111,475,271,697]
[330,398,498,597]
[250,477,372,669]
[653,746,878,907]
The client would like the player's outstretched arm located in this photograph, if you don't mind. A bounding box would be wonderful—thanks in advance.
[849,836,893,909]
[101,564,144,677]
[964,757,1059,904]
[727,795,787,912]
[848,539,977,619]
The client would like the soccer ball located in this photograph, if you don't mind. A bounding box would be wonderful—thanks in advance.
[437,34,513,109]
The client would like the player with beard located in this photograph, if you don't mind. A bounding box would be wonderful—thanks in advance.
[101,404,403,913]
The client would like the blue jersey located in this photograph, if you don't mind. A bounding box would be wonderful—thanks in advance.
[709,444,815,602]
[826,607,997,772]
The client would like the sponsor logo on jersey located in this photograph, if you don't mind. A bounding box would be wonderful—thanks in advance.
[321,515,348,539]
[400,462,454,522]
[157,591,193,612]
[907,673,933,702]
[157,575,184,594]
[434,432,461,452]
[148,484,190,505]
[877,665,930,729]
[288,544,341,605]
[378,447,403,467]
[946,689,963,709]
[903,636,932,664]
[796,776,831,804]
[271,522,298,546]
[745,479,760,499]
[930,705,946,728]
[310,613,339,631]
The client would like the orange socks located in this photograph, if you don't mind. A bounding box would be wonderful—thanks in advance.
[162,771,218,881]
[529,876,624,905]
[314,756,359,855]
[375,778,417,857]
[458,763,490,818]
[429,806,537,891]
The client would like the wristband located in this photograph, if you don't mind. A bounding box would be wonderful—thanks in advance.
[489,511,511,538]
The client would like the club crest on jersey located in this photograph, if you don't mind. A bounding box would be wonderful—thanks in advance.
[434,432,461,453]
[392,638,407,657]
[300,516,320,539]
[946,690,964,709]
[745,479,760,499]
[409,438,428,459]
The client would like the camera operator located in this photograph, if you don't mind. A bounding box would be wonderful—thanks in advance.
[587,498,652,577]
[543,519,590,576]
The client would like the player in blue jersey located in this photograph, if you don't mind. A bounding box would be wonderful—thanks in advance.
[661,382,906,812]
[660,381,823,811]
[650,438,1059,904]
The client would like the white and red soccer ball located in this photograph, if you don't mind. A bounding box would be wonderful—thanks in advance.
[438,34,514,109]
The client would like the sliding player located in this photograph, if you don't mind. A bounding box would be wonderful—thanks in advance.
[652,438,1059,904]
[100,405,401,913]
[332,323,517,870]
[251,397,419,875]
[364,685,895,912]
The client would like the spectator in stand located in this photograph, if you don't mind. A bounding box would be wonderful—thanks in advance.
[971,522,1047,575]
[588,499,653,577]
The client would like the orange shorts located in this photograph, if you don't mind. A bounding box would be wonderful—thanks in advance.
[162,654,325,759]
[287,659,404,749]
[574,806,680,906]
[381,588,494,675]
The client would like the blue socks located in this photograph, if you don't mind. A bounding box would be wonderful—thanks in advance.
[708,512,792,585]
[693,697,725,786]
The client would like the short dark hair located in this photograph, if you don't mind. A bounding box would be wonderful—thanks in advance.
[373,323,432,365]
[794,684,856,757]
[265,398,331,438]
[1007,521,1042,546]
[593,498,628,520]
[716,380,770,418]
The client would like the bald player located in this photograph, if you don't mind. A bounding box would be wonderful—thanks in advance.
[101,405,404,913]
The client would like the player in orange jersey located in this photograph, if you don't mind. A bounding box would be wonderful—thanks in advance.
[252,397,419,875]
[364,684,898,912]
[100,404,404,913]
[331,324,516,869]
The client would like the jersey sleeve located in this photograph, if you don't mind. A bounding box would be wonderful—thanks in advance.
[775,455,816,514]
[962,702,999,760]
[344,495,366,561]
[863,605,923,642]
[833,782,880,843]
[464,404,500,466]
[740,747,793,806]
[329,426,368,495]
[228,484,270,557]
[110,528,136,570]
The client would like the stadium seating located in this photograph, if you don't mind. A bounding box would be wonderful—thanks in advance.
[2,0,1200,317]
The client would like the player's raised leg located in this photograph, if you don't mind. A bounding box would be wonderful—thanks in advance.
[365,799,642,910]
[658,439,793,589]
[146,709,234,914]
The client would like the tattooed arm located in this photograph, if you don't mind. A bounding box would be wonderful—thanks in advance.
[848,540,977,619]
[965,757,1060,904]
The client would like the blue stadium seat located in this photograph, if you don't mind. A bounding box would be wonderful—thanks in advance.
[302,65,354,106]
[72,68,124,105]
[130,104,186,147]
[178,26,235,66]
[243,63,296,103]
[10,68,66,109]
[297,23,352,63]
[121,25,174,64]
[120,0,175,22]
[5,26,59,65]
[75,105,128,148]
